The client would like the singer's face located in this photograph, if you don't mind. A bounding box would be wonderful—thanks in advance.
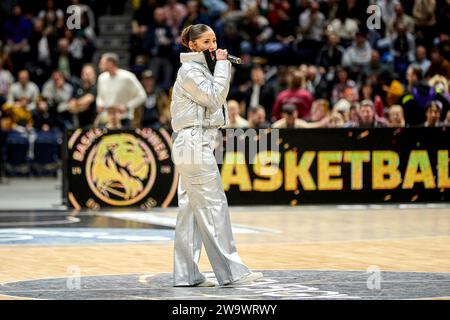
[189,30,217,54]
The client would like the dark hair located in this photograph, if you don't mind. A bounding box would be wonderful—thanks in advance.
[180,24,212,50]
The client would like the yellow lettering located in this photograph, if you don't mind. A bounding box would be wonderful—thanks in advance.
[285,150,316,191]
[253,151,282,191]
[318,151,343,190]
[221,152,252,191]
[343,151,370,190]
[402,150,436,189]
[372,151,402,189]
[438,150,450,188]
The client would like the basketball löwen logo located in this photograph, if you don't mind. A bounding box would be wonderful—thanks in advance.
[85,133,157,206]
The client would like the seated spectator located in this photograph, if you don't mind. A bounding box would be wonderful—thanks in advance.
[42,70,74,129]
[316,32,345,70]
[333,86,358,115]
[7,70,40,111]
[360,81,384,118]
[428,75,450,103]
[426,46,450,80]
[143,8,175,90]
[4,5,33,72]
[309,99,330,122]
[390,23,415,77]
[32,96,55,131]
[328,17,358,47]
[38,0,64,31]
[140,70,169,128]
[327,111,345,128]
[402,65,450,125]
[357,99,389,128]
[180,0,211,31]
[225,100,249,128]
[305,65,329,99]
[237,65,275,120]
[1,97,33,130]
[272,103,328,129]
[330,66,357,105]
[68,64,97,129]
[162,0,188,39]
[342,31,372,76]
[386,2,415,37]
[247,105,271,129]
[54,37,75,79]
[0,59,14,107]
[423,100,443,127]
[297,1,325,63]
[361,50,394,84]
[387,104,406,127]
[272,70,313,121]
[409,45,431,76]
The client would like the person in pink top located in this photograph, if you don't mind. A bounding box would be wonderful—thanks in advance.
[271,70,313,121]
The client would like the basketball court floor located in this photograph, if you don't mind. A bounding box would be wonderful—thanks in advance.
[1,203,449,300]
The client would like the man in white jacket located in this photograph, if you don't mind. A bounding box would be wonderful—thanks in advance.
[96,53,146,128]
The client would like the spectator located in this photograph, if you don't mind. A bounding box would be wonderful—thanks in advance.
[32,95,55,131]
[327,111,345,128]
[247,105,270,129]
[428,75,450,103]
[225,99,249,128]
[38,0,64,31]
[54,37,75,79]
[4,5,33,72]
[42,70,74,129]
[328,16,358,47]
[130,0,158,65]
[140,70,169,128]
[357,99,389,128]
[297,1,325,62]
[386,2,415,37]
[387,104,406,127]
[377,0,398,26]
[180,0,211,31]
[333,86,358,115]
[390,23,415,77]
[309,99,330,122]
[273,102,329,128]
[316,32,345,70]
[305,65,329,99]
[68,64,97,129]
[96,53,146,129]
[162,0,188,39]
[0,59,14,107]
[361,50,394,84]
[342,31,372,76]
[272,70,313,121]
[238,65,276,120]
[426,46,450,80]
[360,81,385,118]
[410,45,431,76]
[412,0,437,48]
[423,100,443,127]
[7,70,39,111]
[330,66,357,105]
[143,8,175,90]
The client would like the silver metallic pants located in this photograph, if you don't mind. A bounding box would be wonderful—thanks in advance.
[172,127,250,286]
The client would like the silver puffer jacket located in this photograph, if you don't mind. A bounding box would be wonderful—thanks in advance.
[170,52,230,132]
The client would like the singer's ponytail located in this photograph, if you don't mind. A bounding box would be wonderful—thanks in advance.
[180,24,213,51]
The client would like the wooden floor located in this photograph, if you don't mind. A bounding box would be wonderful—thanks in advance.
[1,205,450,299]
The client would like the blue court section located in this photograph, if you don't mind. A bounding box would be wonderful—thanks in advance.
[0,228,174,245]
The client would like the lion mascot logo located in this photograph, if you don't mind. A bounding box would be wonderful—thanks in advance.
[88,134,150,201]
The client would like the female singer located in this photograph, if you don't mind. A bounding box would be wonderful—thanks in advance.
[170,24,263,287]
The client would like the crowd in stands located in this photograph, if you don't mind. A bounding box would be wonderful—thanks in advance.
[1,0,450,176]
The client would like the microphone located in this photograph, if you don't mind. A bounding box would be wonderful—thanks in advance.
[211,50,243,64]
[227,54,243,64]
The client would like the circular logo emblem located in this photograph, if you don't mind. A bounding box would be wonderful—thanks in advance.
[85,133,156,206]
[67,128,177,209]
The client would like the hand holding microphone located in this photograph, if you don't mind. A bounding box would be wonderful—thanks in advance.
[214,49,243,64]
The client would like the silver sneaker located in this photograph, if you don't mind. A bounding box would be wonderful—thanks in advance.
[224,272,264,286]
